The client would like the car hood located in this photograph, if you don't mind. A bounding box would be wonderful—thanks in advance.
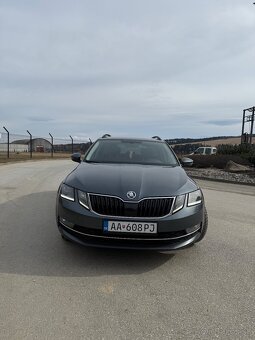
[65,162,198,200]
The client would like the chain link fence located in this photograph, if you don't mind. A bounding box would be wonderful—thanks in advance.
[0,129,91,162]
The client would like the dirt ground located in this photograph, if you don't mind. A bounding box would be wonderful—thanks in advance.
[0,152,71,164]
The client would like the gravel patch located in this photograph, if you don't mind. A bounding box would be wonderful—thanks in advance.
[185,167,255,185]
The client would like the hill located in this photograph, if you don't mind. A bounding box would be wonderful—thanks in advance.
[165,136,255,147]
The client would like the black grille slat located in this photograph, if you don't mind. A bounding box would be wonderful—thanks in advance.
[137,198,173,218]
[102,196,105,214]
[159,199,164,216]
[89,194,173,218]
[161,199,167,216]
[162,199,166,214]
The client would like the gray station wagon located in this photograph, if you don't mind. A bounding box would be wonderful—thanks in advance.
[56,135,208,250]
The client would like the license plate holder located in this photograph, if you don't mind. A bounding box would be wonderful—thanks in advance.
[103,220,157,234]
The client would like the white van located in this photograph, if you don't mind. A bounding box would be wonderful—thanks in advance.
[192,147,217,155]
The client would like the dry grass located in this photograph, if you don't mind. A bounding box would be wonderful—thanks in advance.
[205,137,242,147]
[170,137,243,147]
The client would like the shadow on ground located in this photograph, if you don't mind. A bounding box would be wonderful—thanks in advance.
[0,191,176,277]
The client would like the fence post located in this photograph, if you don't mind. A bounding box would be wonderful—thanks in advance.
[69,135,73,154]
[250,107,254,145]
[49,133,53,158]
[3,126,9,159]
[27,130,32,158]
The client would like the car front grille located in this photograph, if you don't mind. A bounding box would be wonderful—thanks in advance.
[89,194,125,217]
[89,194,174,218]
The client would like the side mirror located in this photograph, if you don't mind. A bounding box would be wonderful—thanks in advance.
[180,157,193,167]
[71,153,81,163]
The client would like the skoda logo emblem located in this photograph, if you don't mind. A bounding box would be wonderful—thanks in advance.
[127,191,136,199]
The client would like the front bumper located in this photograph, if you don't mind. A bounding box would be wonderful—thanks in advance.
[58,222,201,250]
[56,195,205,251]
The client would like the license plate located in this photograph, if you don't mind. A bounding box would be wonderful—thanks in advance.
[103,220,157,234]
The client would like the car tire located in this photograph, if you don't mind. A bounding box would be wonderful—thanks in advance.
[195,207,208,243]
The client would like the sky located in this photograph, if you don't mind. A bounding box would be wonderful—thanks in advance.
[0,0,255,141]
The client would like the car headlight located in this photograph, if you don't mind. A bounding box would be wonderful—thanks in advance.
[77,190,90,210]
[187,189,202,206]
[60,184,75,201]
[172,194,185,213]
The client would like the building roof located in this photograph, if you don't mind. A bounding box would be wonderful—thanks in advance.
[11,138,51,145]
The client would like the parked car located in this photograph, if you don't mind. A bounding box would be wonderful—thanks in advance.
[56,136,208,250]
[191,146,217,155]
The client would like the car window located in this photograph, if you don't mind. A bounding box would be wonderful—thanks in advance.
[194,147,204,154]
[205,148,212,155]
[85,139,179,166]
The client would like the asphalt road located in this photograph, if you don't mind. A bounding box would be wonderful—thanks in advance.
[0,160,254,340]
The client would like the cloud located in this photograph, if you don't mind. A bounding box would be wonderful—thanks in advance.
[27,116,55,122]
[0,0,255,138]
[204,119,241,126]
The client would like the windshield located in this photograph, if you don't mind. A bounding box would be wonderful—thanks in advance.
[85,139,179,166]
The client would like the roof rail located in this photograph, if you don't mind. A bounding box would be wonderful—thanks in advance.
[101,134,111,138]
[152,136,162,141]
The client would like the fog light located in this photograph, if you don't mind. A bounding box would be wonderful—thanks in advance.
[60,217,74,229]
[186,224,201,234]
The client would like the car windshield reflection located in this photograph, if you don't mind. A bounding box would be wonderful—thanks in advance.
[85,139,179,166]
